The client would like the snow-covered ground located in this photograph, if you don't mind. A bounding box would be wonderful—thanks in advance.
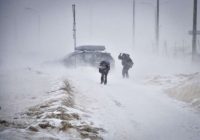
[65,66,200,140]
[0,54,200,140]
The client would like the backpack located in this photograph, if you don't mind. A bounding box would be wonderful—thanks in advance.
[122,56,133,68]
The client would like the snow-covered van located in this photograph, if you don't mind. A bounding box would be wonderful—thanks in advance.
[63,45,115,68]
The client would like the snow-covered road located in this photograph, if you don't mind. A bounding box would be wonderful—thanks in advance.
[65,67,200,140]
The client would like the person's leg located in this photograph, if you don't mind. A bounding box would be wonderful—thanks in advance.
[126,68,129,78]
[122,67,126,78]
[123,68,127,78]
[101,73,104,84]
[104,73,108,85]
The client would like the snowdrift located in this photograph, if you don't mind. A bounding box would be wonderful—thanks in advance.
[0,63,105,140]
[0,78,105,140]
[166,73,200,110]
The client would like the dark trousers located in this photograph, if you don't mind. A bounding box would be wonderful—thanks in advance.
[101,73,108,84]
[122,67,129,78]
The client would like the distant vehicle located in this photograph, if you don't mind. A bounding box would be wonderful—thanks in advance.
[63,45,115,68]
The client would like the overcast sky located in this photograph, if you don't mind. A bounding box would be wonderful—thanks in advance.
[0,0,199,61]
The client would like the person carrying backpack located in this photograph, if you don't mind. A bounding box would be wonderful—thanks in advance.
[118,53,133,78]
[99,60,110,85]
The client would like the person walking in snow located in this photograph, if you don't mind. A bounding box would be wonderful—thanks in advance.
[118,53,133,78]
[99,60,110,85]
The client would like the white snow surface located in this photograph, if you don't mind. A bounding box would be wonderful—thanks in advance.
[0,54,200,140]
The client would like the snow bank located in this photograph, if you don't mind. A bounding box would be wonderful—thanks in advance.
[166,73,200,110]
[146,72,200,111]
[0,60,105,140]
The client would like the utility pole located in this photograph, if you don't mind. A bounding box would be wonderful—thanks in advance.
[132,0,135,50]
[192,0,197,60]
[156,0,159,52]
[72,4,77,51]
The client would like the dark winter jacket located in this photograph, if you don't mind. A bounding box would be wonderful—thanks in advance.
[118,53,133,69]
[99,61,110,74]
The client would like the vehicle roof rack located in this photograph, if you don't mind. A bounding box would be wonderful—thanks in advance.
[75,45,105,51]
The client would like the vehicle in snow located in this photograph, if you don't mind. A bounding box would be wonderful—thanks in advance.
[63,45,115,68]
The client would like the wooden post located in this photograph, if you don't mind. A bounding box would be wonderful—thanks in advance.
[192,0,197,60]
[156,0,160,52]
[72,4,77,51]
